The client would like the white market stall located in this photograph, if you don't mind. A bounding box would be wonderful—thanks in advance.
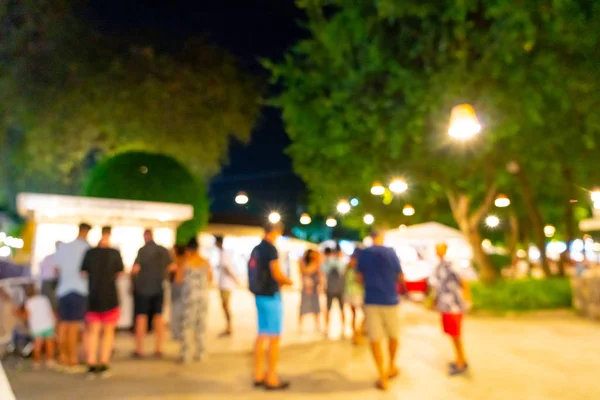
[17,193,193,328]
[384,222,475,292]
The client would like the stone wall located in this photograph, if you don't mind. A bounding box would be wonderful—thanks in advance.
[572,270,600,320]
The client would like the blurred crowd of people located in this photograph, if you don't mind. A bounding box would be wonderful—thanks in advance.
[7,222,472,393]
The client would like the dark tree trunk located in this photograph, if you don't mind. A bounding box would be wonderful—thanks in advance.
[448,188,498,284]
[516,168,551,276]
[508,214,519,276]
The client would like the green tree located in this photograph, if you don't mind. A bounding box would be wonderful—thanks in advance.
[83,152,208,244]
[270,0,600,283]
[0,1,262,200]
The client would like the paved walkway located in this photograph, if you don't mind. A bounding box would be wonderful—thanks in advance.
[5,290,600,399]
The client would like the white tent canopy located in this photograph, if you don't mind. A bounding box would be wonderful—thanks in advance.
[383,222,474,282]
[385,222,466,242]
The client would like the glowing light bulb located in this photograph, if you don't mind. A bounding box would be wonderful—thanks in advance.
[336,200,351,214]
[485,215,500,228]
[326,217,337,227]
[371,182,385,196]
[235,191,249,205]
[389,179,408,194]
[268,212,281,224]
[363,214,375,225]
[299,213,312,225]
[402,204,415,216]
[448,104,481,140]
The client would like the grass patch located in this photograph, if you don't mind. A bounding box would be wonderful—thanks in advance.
[471,278,572,312]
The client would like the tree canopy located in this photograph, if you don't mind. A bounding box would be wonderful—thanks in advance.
[83,151,208,244]
[270,0,600,281]
[0,0,262,204]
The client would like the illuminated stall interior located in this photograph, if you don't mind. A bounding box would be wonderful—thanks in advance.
[17,193,193,328]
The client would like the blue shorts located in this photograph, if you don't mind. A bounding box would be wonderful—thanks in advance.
[255,292,283,336]
[58,292,87,322]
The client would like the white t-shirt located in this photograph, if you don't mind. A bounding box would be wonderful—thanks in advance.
[216,249,236,291]
[25,295,55,334]
[55,238,90,297]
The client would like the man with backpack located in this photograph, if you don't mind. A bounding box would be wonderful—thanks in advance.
[324,245,346,338]
[248,222,292,391]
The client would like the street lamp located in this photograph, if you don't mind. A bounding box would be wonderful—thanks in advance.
[494,194,511,208]
[448,104,481,140]
[402,204,415,216]
[371,181,385,196]
[389,178,408,194]
[326,217,337,227]
[299,213,312,225]
[363,214,375,225]
[268,212,281,224]
[336,200,351,214]
[235,191,249,205]
[544,225,556,238]
[485,215,500,228]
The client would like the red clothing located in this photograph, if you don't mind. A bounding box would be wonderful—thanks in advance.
[441,313,462,337]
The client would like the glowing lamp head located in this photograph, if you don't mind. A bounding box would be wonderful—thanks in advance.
[326,217,337,227]
[591,189,600,203]
[299,213,312,225]
[336,200,351,214]
[448,104,481,140]
[402,204,415,216]
[363,214,375,225]
[544,225,556,238]
[371,181,385,196]
[268,212,281,224]
[389,179,408,194]
[494,194,511,208]
[485,215,500,228]
[235,191,249,205]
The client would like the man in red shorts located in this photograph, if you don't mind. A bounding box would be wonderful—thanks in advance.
[81,226,124,378]
[429,243,471,376]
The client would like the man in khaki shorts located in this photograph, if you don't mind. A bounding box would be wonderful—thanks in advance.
[356,230,404,391]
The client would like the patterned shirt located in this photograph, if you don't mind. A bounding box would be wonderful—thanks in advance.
[430,260,464,314]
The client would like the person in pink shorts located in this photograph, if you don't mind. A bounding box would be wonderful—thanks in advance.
[81,226,124,378]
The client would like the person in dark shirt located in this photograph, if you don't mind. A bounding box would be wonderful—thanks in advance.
[249,222,292,391]
[81,226,124,378]
[131,229,172,357]
[357,230,404,391]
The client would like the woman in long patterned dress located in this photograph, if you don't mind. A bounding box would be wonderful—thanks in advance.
[298,249,322,332]
[180,238,213,364]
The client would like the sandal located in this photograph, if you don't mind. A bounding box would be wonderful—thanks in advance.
[253,381,265,388]
[265,381,291,391]
[375,380,389,391]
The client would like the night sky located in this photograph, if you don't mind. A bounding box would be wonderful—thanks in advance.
[86,0,307,221]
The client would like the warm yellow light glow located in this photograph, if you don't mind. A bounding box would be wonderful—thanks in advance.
[398,224,407,230]
[371,181,385,196]
[494,194,511,208]
[544,225,556,238]
[326,217,337,227]
[363,214,375,225]
[517,249,527,258]
[235,191,249,205]
[402,204,415,216]
[268,212,281,224]
[300,213,312,225]
[449,104,481,140]
[482,239,492,248]
[389,179,408,194]
[337,200,351,214]
[591,189,600,204]
[485,215,500,228]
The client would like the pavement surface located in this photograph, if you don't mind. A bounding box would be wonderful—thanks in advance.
[4,290,600,400]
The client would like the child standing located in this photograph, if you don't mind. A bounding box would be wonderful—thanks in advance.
[20,284,56,370]
[345,248,365,344]
[430,243,471,376]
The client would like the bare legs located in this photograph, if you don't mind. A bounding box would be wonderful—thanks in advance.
[87,322,101,366]
[254,335,282,386]
[135,314,163,355]
[135,315,147,355]
[220,292,232,335]
[369,340,388,389]
[452,336,467,368]
[32,337,55,369]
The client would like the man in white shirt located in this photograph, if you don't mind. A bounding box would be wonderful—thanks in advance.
[215,236,238,337]
[55,223,91,372]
